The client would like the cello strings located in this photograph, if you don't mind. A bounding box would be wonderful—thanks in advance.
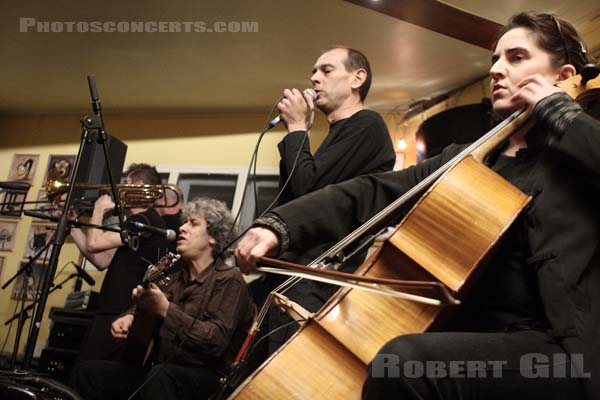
[256,109,526,325]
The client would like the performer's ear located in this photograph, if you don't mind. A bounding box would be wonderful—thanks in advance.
[556,64,576,82]
[351,69,367,91]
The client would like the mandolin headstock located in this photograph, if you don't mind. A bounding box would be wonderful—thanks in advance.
[142,252,181,289]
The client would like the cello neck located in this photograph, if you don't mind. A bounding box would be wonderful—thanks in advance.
[469,108,531,162]
[308,108,529,267]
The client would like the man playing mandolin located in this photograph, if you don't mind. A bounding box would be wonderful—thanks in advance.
[71,197,254,400]
[236,12,600,400]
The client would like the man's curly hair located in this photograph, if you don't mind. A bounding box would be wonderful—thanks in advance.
[182,197,237,259]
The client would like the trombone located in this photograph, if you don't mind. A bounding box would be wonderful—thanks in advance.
[0,170,183,214]
[45,169,183,209]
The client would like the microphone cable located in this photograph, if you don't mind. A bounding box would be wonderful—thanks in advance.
[221,90,314,262]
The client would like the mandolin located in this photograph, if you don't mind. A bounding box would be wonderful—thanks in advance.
[122,252,181,366]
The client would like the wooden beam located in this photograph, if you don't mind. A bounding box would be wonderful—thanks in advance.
[344,0,504,50]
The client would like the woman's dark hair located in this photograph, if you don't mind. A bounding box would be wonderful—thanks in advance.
[494,12,592,73]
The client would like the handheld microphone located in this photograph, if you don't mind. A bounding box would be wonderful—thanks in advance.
[267,88,317,129]
[0,182,31,191]
[127,221,177,241]
[71,262,95,286]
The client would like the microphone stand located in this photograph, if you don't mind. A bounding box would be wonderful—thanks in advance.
[4,273,81,369]
[1,212,115,371]
[22,210,121,234]
[1,230,55,370]
[1,232,55,292]
[85,75,129,246]
[19,76,128,371]
[4,273,81,327]
[18,132,86,371]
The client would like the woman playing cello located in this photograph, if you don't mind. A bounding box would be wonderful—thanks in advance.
[237,11,599,400]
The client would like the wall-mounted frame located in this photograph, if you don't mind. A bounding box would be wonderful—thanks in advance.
[44,154,76,184]
[0,220,19,251]
[23,223,53,261]
[6,154,40,184]
[10,261,46,301]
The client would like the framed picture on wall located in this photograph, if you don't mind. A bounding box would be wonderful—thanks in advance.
[44,154,76,184]
[23,224,53,261]
[10,261,45,301]
[0,220,19,251]
[6,154,40,184]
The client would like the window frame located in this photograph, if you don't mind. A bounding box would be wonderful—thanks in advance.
[156,164,279,220]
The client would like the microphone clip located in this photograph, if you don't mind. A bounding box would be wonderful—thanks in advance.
[128,233,140,252]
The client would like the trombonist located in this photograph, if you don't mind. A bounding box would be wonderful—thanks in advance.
[70,163,171,362]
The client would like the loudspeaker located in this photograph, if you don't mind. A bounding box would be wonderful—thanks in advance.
[39,347,80,383]
[64,290,98,311]
[72,131,127,200]
[38,307,95,383]
[47,307,94,350]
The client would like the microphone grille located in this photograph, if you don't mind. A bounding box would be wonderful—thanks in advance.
[165,229,177,241]
[304,88,317,100]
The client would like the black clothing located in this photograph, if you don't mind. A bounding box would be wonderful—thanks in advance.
[80,207,170,361]
[161,212,182,233]
[161,211,182,253]
[71,261,254,400]
[71,361,219,400]
[79,315,124,362]
[275,109,395,275]
[265,109,395,354]
[363,330,585,400]
[96,208,169,314]
[448,154,549,332]
[277,109,395,208]
[262,94,600,398]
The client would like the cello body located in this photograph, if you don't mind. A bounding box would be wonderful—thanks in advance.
[230,155,531,399]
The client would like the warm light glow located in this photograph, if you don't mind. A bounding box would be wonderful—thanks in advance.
[396,138,407,152]
[329,305,340,320]
[394,153,405,171]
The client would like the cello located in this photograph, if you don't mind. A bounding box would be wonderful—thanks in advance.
[230,65,600,399]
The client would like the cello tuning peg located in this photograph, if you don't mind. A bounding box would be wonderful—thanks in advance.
[580,64,600,85]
